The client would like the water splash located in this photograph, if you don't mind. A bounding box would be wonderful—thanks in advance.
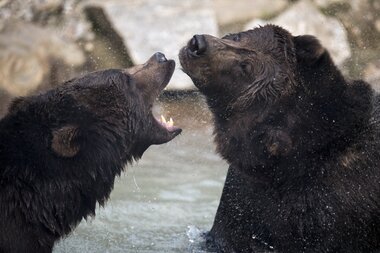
[186,225,203,243]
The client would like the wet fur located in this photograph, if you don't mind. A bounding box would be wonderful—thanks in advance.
[180,25,380,252]
[0,66,177,253]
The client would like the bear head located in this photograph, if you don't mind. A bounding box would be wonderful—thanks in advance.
[180,25,372,175]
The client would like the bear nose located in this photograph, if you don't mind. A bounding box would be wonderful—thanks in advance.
[188,35,207,56]
[154,52,167,63]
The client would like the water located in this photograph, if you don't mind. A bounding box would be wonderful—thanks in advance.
[54,94,228,253]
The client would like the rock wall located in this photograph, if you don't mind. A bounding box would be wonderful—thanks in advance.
[0,0,378,96]
[84,0,218,90]
[245,0,351,66]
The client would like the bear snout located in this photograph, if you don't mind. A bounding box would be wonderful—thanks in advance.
[187,34,207,57]
[154,52,168,63]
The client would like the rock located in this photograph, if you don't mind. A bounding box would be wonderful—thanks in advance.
[0,0,61,28]
[332,0,380,50]
[0,22,85,97]
[81,5,133,70]
[245,0,351,66]
[213,0,288,26]
[312,0,346,8]
[32,0,62,13]
[58,0,95,42]
[85,0,218,90]
[0,0,94,42]
[364,60,380,92]
[376,20,380,33]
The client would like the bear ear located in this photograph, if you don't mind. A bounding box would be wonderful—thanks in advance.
[294,35,325,65]
[265,129,293,157]
[51,125,80,157]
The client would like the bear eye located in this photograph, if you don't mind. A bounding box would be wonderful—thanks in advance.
[125,73,133,84]
[223,33,241,42]
[232,34,241,42]
[240,62,251,74]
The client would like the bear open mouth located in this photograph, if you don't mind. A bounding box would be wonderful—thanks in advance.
[150,109,181,145]
[156,115,180,132]
[150,53,181,138]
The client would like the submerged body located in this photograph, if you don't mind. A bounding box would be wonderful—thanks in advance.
[0,53,181,253]
[180,25,380,252]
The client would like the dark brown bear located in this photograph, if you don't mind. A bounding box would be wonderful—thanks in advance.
[0,52,181,253]
[179,25,380,253]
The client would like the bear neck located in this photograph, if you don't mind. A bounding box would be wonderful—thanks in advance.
[0,111,130,237]
[0,114,35,166]
[211,81,373,184]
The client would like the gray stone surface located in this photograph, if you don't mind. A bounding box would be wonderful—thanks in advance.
[0,22,85,96]
[0,0,94,44]
[364,59,380,92]
[333,0,380,50]
[213,0,288,26]
[312,0,346,8]
[245,0,351,66]
[86,0,218,90]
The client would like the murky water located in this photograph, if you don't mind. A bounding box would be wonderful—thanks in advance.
[54,93,228,253]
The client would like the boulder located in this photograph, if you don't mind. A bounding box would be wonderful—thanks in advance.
[312,0,346,8]
[0,22,85,97]
[0,0,94,43]
[213,0,288,26]
[245,0,351,66]
[364,60,380,92]
[332,0,380,50]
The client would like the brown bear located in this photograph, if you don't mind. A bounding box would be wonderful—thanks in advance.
[179,25,380,253]
[0,52,181,253]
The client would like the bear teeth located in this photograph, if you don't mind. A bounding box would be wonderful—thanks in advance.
[168,118,174,127]
[161,115,166,124]
[160,115,174,128]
